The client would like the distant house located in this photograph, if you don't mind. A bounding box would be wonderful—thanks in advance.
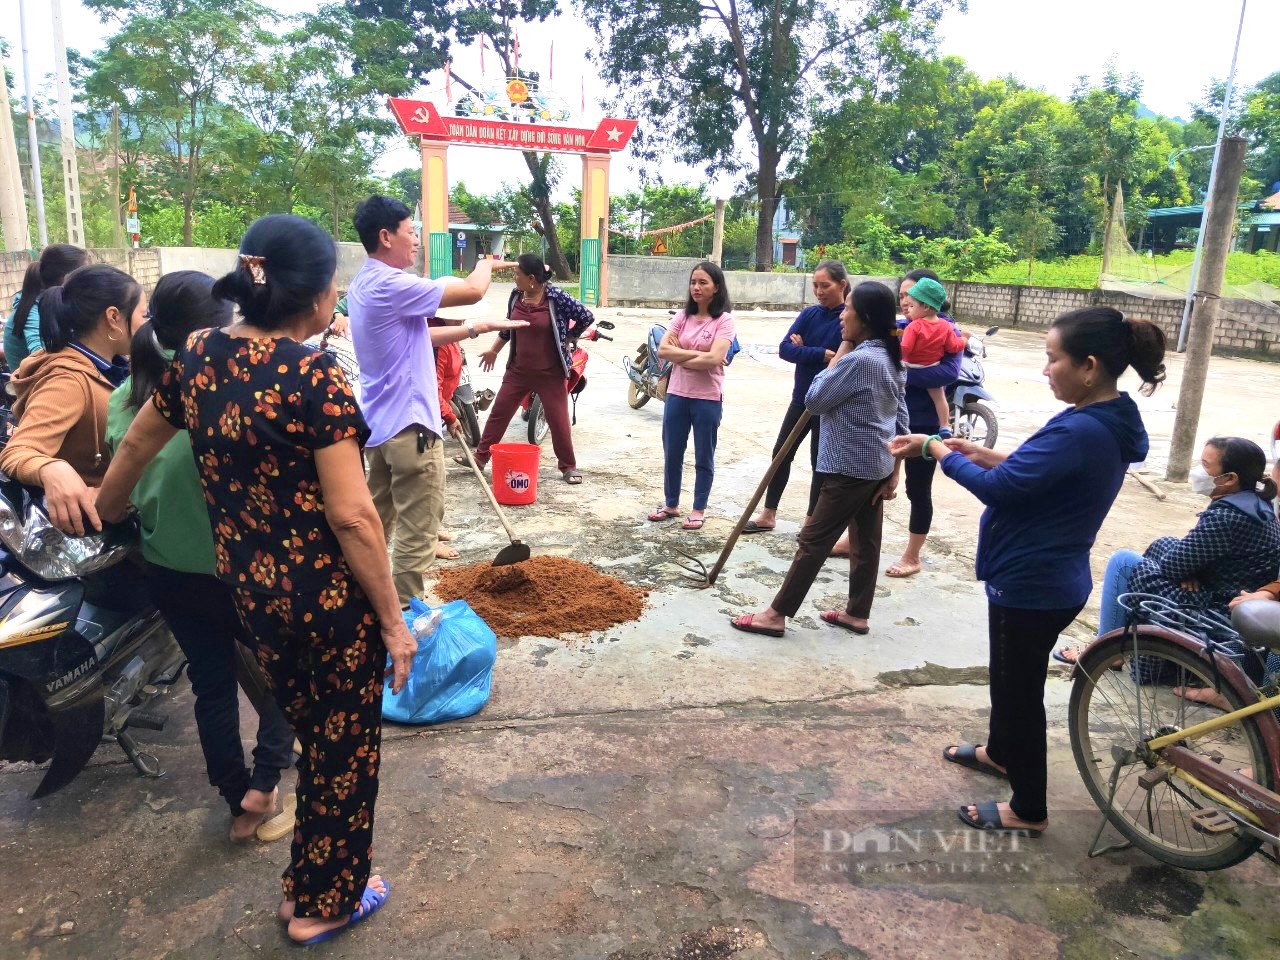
[1253,191,1280,254]
[448,202,507,271]
[772,194,803,267]
[1144,196,1280,255]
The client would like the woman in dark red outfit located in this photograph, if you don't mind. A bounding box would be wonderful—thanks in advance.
[468,254,594,483]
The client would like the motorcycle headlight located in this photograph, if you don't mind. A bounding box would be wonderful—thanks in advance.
[2,502,137,582]
[0,496,22,556]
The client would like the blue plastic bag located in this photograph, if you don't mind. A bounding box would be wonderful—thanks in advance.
[382,598,496,725]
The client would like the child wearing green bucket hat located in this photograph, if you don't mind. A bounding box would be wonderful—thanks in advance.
[901,277,969,435]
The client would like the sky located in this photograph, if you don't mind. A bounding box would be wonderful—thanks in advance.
[3,0,1277,204]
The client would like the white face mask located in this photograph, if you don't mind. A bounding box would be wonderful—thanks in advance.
[1189,463,1224,497]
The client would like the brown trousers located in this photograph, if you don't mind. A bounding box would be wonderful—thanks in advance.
[772,472,887,620]
[366,425,445,605]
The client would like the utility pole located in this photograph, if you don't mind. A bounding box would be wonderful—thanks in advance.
[18,0,47,246]
[111,105,123,250]
[51,0,85,247]
[1165,136,1247,483]
[0,46,31,251]
[710,198,726,266]
[1177,0,1247,351]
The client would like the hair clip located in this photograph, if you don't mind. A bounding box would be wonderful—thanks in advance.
[239,254,267,285]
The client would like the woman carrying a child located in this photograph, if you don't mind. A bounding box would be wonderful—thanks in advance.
[832,269,964,575]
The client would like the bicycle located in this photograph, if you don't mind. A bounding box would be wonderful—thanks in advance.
[1068,592,1280,871]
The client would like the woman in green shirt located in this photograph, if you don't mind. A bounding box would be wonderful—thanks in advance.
[105,270,294,842]
[4,244,88,368]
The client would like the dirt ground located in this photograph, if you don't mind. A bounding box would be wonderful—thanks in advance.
[2,287,1279,959]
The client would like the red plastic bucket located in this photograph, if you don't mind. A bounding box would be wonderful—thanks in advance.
[491,442,540,506]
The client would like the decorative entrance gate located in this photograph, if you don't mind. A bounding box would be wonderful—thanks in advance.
[388,96,637,306]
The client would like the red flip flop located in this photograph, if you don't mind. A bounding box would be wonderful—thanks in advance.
[729,613,785,638]
[820,610,869,635]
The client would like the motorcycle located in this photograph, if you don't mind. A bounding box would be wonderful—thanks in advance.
[947,325,1000,449]
[519,320,614,444]
[0,478,186,798]
[624,322,673,410]
[450,348,492,448]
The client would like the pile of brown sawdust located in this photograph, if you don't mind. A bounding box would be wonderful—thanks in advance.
[435,555,647,640]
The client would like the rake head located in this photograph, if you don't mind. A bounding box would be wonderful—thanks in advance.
[672,547,715,588]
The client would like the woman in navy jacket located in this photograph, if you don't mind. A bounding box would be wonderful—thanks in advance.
[832,268,962,566]
[745,260,849,533]
[890,306,1166,837]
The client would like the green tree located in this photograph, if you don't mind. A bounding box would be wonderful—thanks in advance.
[387,167,421,207]
[229,5,414,233]
[793,57,1015,245]
[83,0,273,245]
[610,184,713,256]
[578,0,959,271]
[951,90,1080,253]
[344,1,577,277]
[1240,72,1280,197]
[1064,65,1189,252]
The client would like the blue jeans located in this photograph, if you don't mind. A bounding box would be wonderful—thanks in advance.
[1097,549,1142,637]
[663,393,722,511]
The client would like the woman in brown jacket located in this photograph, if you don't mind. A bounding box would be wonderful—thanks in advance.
[0,264,144,534]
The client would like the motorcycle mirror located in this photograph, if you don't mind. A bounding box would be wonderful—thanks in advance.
[985,326,1000,337]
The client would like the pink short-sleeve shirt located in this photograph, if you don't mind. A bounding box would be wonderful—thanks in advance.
[668,310,736,401]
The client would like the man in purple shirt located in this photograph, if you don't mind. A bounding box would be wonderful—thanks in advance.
[346,195,524,605]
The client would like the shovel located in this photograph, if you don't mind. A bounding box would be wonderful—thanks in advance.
[457,440,532,567]
[675,410,811,588]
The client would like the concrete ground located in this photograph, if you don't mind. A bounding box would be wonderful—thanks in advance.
[3,288,1279,959]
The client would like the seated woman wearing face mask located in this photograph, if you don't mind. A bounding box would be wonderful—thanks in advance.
[1055,436,1280,669]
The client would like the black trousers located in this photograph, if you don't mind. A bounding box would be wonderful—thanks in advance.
[143,563,294,817]
[763,399,821,515]
[983,601,1084,823]
[904,420,939,536]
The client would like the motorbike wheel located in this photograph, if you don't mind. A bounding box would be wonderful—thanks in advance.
[954,402,998,449]
[451,399,481,447]
[527,395,551,444]
[627,379,650,410]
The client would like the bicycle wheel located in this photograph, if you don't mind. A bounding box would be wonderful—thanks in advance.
[1069,630,1275,870]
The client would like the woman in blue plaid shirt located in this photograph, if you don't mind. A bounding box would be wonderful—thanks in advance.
[1054,436,1280,674]
[730,281,907,639]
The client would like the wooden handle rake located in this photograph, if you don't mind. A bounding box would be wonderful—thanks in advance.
[674,411,812,587]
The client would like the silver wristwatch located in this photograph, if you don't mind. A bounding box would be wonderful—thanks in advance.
[464,319,478,339]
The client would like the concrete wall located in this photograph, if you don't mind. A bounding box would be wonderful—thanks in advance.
[608,255,896,310]
[156,245,372,290]
[943,280,1280,356]
[1,248,163,303]
[0,244,400,311]
[608,255,1280,357]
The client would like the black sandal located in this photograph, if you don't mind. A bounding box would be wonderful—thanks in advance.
[958,800,1043,837]
[942,744,1009,780]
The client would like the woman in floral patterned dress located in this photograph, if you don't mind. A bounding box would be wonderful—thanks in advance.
[93,215,415,946]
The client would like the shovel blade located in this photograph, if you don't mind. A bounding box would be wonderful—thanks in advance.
[492,542,532,567]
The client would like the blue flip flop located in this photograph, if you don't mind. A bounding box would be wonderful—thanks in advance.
[296,879,390,947]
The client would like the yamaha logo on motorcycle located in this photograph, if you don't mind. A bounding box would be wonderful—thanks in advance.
[0,476,186,798]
